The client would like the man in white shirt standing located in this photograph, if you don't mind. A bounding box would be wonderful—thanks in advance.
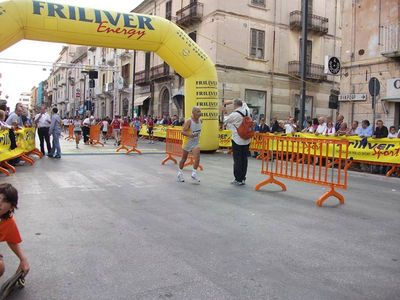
[34,105,52,155]
[224,99,251,186]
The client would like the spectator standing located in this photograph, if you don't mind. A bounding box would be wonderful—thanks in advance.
[48,107,62,159]
[325,121,336,136]
[284,118,296,134]
[335,115,344,132]
[315,117,327,135]
[346,121,360,136]
[373,120,388,138]
[336,122,348,136]
[5,104,23,129]
[255,118,270,133]
[34,105,52,155]
[82,115,91,145]
[387,126,398,138]
[224,99,251,186]
[358,120,373,138]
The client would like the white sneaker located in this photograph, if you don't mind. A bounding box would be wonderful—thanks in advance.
[177,172,185,182]
[191,172,200,183]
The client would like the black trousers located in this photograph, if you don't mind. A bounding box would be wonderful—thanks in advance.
[82,126,90,143]
[232,140,250,182]
[38,127,51,155]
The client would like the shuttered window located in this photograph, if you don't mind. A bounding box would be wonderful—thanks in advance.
[251,0,265,7]
[250,29,265,59]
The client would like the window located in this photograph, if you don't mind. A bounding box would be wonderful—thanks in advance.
[188,31,197,42]
[121,64,130,79]
[251,0,265,7]
[245,89,266,122]
[250,29,265,59]
[299,39,312,66]
[295,94,313,120]
[166,1,172,20]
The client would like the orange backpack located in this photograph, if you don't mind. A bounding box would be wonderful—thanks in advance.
[235,111,255,140]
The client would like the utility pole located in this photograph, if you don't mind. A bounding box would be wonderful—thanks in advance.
[131,50,136,118]
[299,0,309,130]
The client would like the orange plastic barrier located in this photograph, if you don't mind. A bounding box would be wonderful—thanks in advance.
[255,135,352,207]
[249,133,268,159]
[65,125,74,141]
[161,128,203,170]
[116,127,142,155]
[89,125,104,146]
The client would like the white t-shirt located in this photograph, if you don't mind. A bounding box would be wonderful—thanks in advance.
[388,131,398,138]
[34,112,51,128]
[316,124,327,134]
[102,120,108,132]
[284,124,295,134]
[83,118,91,126]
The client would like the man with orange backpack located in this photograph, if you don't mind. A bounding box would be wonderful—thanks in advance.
[224,99,254,186]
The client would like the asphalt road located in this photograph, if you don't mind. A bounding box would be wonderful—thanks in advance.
[0,143,399,299]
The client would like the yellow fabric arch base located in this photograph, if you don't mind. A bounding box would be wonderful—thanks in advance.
[0,0,219,150]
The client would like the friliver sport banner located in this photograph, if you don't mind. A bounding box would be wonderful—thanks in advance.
[0,129,25,161]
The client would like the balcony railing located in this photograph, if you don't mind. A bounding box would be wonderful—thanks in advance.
[176,2,203,27]
[288,61,326,81]
[134,70,150,86]
[289,10,328,35]
[380,23,400,57]
[123,77,130,89]
[150,64,172,81]
[102,82,114,94]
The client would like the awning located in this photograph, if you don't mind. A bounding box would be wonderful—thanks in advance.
[381,97,400,103]
[172,88,184,99]
[134,95,150,107]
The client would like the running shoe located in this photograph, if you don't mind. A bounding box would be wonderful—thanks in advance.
[191,172,200,183]
[177,172,185,182]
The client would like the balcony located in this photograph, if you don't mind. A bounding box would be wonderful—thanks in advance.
[150,64,172,82]
[289,10,328,35]
[102,82,114,94]
[380,24,400,58]
[288,61,326,81]
[119,77,131,93]
[176,2,203,27]
[135,70,150,86]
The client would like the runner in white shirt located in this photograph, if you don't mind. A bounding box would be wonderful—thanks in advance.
[101,118,109,144]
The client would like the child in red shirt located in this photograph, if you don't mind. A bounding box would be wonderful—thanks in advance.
[0,183,29,278]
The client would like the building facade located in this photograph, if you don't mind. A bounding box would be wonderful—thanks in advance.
[340,0,400,128]
[130,0,342,123]
[39,0,343,122]
[18,92,31,111]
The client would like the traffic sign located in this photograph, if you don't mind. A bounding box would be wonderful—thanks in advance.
[328,57,340,75]
[338,93,367,101]
[368,77,380,96]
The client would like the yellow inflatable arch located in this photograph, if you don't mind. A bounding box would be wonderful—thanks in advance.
[0,0,219,150]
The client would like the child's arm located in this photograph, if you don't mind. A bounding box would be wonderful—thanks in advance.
[7,242,30,276]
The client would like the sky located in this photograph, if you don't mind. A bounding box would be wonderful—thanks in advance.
[0,0,142,109]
